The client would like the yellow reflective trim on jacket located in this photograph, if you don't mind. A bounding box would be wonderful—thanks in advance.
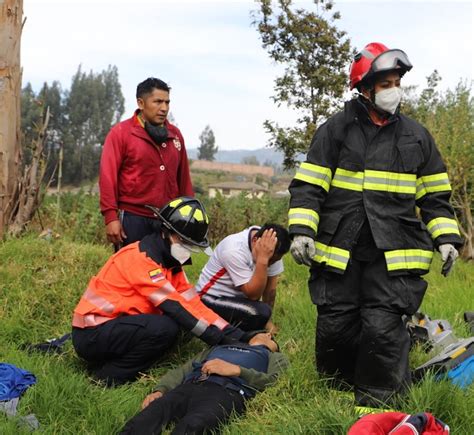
[293,162,332,192]
[331,168,364,192]
[364,170,416,194]
[384,249,433,272]
[313,242,350,271]
[426,217,460,239]
[288,208,319,233]
[416,172,451,200]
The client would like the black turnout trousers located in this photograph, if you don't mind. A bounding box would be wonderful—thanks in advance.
[72,314,180,386]
[310,248,427,406]
[119,382,246,435]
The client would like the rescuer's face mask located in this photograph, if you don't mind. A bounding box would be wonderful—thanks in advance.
[170,242,192,264]
[374,87,402,114]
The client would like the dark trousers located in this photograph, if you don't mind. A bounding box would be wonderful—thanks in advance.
[72,314,179,386]
[121,211,158,247]
[201,294,271,331]
[119,382,246,435]
[309,249,427,406]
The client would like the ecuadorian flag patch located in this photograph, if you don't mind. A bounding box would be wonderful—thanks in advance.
[149,268,164,282]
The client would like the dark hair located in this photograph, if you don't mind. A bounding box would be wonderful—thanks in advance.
[136,78,171,99]
[254,223,291,257]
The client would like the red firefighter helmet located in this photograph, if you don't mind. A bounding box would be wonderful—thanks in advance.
[349,42,413,90]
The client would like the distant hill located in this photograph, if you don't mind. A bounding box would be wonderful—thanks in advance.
[187,147,286,166]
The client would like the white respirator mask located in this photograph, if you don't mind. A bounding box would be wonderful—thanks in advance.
[374,87,403,114]
[170,243,192,264]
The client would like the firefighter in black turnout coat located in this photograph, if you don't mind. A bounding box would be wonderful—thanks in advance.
[288,42,462,406]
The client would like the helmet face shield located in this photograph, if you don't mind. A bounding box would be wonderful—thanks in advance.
[371,49,412,75]
[178,238,204,253]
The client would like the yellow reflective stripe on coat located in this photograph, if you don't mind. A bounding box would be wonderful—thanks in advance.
[416,173,451,200]
[288,208,320,233]
[364,170,416,194]
[313,242,350,271]
[331,168,364,192]
[427,217,460,239]
[293,162,332,192]
[384,249,433,272]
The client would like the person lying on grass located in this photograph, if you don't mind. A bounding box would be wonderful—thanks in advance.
[119,332,289,435]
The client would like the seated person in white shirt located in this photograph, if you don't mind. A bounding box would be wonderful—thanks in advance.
[195,224,291,332]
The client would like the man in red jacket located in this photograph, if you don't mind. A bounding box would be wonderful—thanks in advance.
[99,77,194,248]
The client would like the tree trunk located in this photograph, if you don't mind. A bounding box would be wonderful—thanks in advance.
[0,0,23,238]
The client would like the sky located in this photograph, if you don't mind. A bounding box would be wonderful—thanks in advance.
[21,0,473,150]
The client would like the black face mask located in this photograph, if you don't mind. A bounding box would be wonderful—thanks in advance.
[144,121,168,145]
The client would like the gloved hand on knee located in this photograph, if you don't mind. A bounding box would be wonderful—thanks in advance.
[290,235,315,266]
[438,243,458,277]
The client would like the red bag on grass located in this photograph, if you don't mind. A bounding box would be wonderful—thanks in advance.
[348,411,449,434]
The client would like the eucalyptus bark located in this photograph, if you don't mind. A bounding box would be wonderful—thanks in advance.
[0,0,23,237]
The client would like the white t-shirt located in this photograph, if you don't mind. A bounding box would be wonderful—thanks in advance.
[195,226,284,299]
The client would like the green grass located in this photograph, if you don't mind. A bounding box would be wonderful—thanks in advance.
[0,236,473,434]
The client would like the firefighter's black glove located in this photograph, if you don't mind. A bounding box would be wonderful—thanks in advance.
[290,235,315,266]
[439,243,458,277]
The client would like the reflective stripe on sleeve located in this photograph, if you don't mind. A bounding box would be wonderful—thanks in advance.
[331,168,364,192]
[148,282,176,305]
[180,287,198,301]
[288,208,320,233]
[191,319,209,337]
[83,288,115,314]
[313,242,350,271]
[364,170,416,194]
[426,217,460,240]
[416,173,451,200]
[293,162,332,192]
[384,249,433,272]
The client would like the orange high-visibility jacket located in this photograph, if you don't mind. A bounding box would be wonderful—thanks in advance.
[72,233,241,345]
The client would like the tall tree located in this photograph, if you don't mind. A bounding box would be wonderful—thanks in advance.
[253,0,352,167]
[63,65,125,184]
[0,0,23,237]
[38,80,63,180]
[197,125,218,161]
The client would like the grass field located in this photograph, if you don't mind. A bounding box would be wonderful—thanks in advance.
[1,235,473,434]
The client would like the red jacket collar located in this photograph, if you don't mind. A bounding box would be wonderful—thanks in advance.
[132,110,178,140]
